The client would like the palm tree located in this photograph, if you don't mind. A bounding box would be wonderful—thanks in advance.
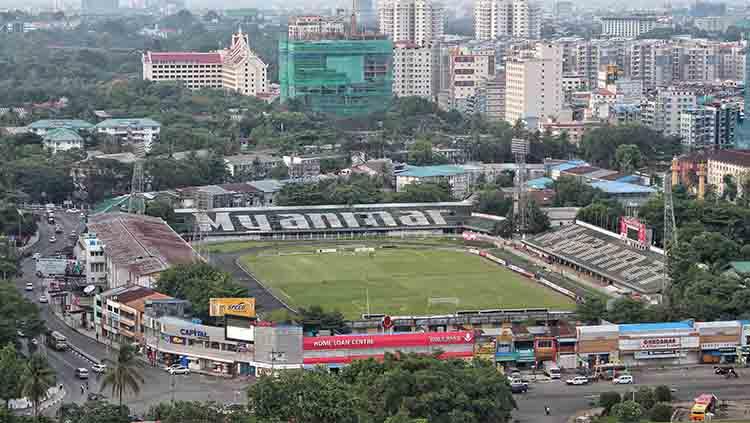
[100,344,144,408]
[21,354,55,421]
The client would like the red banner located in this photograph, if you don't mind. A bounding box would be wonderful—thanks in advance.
[303,350,474,365]
[303,331,475,351]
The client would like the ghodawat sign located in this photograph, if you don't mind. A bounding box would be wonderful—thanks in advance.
[209,298,256,319]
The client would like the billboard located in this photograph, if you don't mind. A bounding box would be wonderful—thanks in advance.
[209,298,256,318]
[303,331,475,351]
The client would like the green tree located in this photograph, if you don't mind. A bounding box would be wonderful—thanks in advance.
[722,174,738,202]
[599,391,622,414]
[526,201,551,234]
[650,402,673,422]
[148,400,251,423]
[389,182,453,203]
[156,263,246,319]
[299,306,349,335]
[552,176,601,207]
[476,190,512,216]
[57,402,130,423]
[407,139,447,166]
[611,400,642,423]
[0,344,23,410]
[580,124,679,168]
[21,354,55,421]
[606,298,650,323]
[634,386,656,410]
[653,385,672,403]
[100,344,144,408]
[248,369,359,423]
[575,296,607,324]
[613,144,643,173]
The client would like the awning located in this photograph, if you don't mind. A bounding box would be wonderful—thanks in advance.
[495,352,520,362]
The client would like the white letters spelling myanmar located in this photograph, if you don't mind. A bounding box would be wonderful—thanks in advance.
[194,209,452,233]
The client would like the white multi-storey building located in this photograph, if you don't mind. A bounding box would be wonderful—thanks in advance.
[287,15,346,40]
[378,0,444,47]
[643,87,696,135]
[442,45,495,113]
[504,43,563,126]
[74,233,108,285]
[142,29,268,98]
[600,16,657,38]
[474,0,541,40]
[393,41,439,100]
[94,118,162,153]
[680,107,716,151]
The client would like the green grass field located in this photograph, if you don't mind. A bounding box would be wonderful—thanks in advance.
[242,248,575,319]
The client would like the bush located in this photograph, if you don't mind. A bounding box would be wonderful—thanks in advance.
[654,385,672,403]
[650,402,673,422]
[612,400,643,423]
[634,386,656,410]
[599,391,622,413]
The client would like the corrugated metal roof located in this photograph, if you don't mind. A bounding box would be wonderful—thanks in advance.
[28,119,94,130]
[729,261,750,274]
[590,180,656,194]
[95,118,161,129]
[619,322,693,333]
[43,128,83,141]
[527,177,553,189]
[398,165,467,178]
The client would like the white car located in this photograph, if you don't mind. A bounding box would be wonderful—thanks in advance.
[613,375,633,385]
[38,295,48,304]
[32,253,41,261]
[91,363,107,373]
[49,236,56,243]
[166,365,190,375]
[566,376,589,385]
[25,282,34,291]
[66,208,79,213]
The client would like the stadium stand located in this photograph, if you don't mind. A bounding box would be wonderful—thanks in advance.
[522,222,666,294]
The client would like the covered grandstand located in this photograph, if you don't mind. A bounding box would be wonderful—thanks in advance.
[174,202,485,240]
[522,221,666,295]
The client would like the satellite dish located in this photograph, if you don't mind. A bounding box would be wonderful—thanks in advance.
[83,285,96,295]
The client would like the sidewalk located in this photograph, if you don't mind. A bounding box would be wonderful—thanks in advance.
[11,386,66,415]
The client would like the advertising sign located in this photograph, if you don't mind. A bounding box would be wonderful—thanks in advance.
[304,331,475,351]
[225,315,255,342]
[620,217,648,246]
[209,298,256,318]
[619,336,699,351]
[640,337,680,350]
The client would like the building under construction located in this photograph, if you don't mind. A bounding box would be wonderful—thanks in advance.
[279,34,393,116]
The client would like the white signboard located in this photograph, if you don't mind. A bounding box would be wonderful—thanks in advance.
[35,258,69,275]
[701,342,738,350]
[619,336,699,351]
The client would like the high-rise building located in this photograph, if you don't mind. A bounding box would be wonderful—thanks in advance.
[279,36,393,116]
[553,0,573,21]
[393,41,439,100]
[142,29,268,97]
[600,16,657,38]
[440,45,495,114]
[287,15,346,40]
[642,87,696,135]
[504,43,563,127]
[474,0,541,41]
[354,0,377,28]
[378,0,444,47]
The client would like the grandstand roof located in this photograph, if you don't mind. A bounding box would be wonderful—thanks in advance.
[590,180,656,194]
[523,222,666,294]
[619,322,693,333]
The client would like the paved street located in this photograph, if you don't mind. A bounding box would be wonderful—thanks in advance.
[513,366,750,423]
[16,211,249,416]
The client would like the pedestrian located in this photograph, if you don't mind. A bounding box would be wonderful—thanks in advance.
[95,332,99,342]
[80,384,84,395]
[85,381,89,390]
[545,406,551,416]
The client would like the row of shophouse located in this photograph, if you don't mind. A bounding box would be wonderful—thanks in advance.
[90,282,750,378]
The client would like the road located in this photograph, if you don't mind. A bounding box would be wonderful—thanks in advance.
[513,366,750,423]
[16,211,249,416]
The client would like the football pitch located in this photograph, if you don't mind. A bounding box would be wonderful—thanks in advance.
[242,248,575,319]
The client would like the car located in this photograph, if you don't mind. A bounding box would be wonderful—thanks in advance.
[25,282,34,291]
[80,212,86,218]
[510,378,529,393]
[613,375,633,385]
[566,376,589,385]
[87,392,106,401]
[166,365,189,375]
[30,338,39,346]
[49,236,56,243]
[91,363,107,373]
[75,368,89,379]
[32,253,41,261]
[38,295,48,304]
[70,231,77,238]
[55,226,63,234]
[66,208,79,213]
[16,330,25,338]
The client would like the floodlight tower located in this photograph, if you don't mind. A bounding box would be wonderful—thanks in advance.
[511,138,530,234]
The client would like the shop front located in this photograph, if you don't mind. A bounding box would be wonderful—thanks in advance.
[303,331,475,368]
[696,321,741,364]
[576,325,619,371]
[618,322,700,366]
[146,316,254,377]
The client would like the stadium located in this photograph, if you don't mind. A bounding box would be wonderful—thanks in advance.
[174,202,577,319]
